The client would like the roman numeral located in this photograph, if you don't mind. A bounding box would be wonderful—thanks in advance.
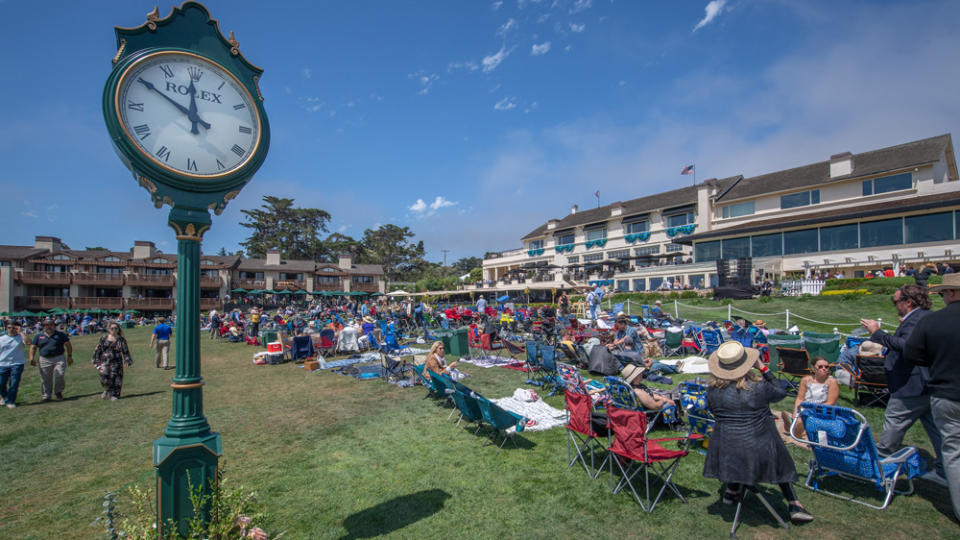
[187,158,198,172]
[239,125,252,134]
[159,64,174,78]
[217,81,225,91]
[216,159,225,170]
[231,144,245,157]
[133,124,151,140]
[127,101,144,112]
[156,146,171,162]
[233,103,246,110]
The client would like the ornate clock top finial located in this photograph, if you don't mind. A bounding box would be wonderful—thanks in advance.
[227,31,240,56]
[146,6,161,31]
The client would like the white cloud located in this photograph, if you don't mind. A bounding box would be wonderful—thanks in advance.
[21,210,38,218]
[531,41,551,55]
[302,67,312,79]
[569,23,585,33]
[448,60,479,72]
[569,0,592,14]
[537,13,550,23]
[564,44,573,53]
[409,196,459,217]
[494,96,518,111]
[492,0,503,10]
[409,199,428,213]
[498,18,518,37]
[693,0,727,32]
[523,101,538,114]
[429,196,458,210]
[409,71,439,95]
[337,225,348,233]
[482,46,512,72]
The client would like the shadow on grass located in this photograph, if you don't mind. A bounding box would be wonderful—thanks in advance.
[18,392,102,406]
[338,489,451,539]
[704,485,803,531]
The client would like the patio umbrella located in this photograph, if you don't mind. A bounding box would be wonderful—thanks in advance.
[47,307,65,314]
[88,308,107,314]
[348,291,366,296]
[231,287,248,293]
[368,292,384,297]
[263,289,278,294]
[124,309,140,314]
[276,290,292,295]
[34,312,50,317]
[248,289,263,294]
[386,290,410,296]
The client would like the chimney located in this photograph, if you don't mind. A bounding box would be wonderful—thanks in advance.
[830,152,853,178]
[34,236,64,252]
[131,240,156,259]
[266,249,281,266]
[609,202,623,217]
[546,219,558,230]
[571,204,578,215]
[338,252,353,271]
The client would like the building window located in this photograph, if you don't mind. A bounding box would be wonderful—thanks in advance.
[819,223,858,252]
[634,246,661,256]
[780,190,820,210]
[860,218,903,248]
[721,201,755,219]
[751,233,782,257]
[905,212,954,244]
[665,243,684,253]
[200,259,216,266]
[554,231,575,245]
[956,210,959,239]
[649,277,664,290]
[144,268,172,276]
[98,267,123,275]
[783,228,819,254]
[585,226,607,242]
[583,253,603,262]
[352,276,374,284]
[608,249,630,259]
[149,257,168,264]
[633,279,646,291]
[689,274,705,288]
[721,237,750,259]
[694,241,721,263]
[665,211,695,228]
[528,239,543,250]
[50,254,71,261]
[567,256,579,264]
[317,275,339,285]
[320,267,338,273]
[863,172,913,196]
[625,220,649,234]
[102,256,123,262]
[616,280,630,292]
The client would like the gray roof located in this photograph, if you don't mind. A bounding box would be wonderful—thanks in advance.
[237,258,317,272]
[718,134,955,202]
[0,245,47,261]
[521,177,739,240]
[350,264,384,275]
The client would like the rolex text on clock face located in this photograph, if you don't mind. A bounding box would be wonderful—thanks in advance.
[117,51,260,178]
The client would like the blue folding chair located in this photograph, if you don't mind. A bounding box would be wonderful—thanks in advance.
[792,403,923,510]
[538,345,564,397]
[603,376,677,433]
[475,395,529,453]
[678,380,714,454]
[451,389,485,434]
[524,340,545,387]
[700,329,724,356]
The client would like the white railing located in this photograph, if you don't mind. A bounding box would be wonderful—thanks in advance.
[781,279,826,296]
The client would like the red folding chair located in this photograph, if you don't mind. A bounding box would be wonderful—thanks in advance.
[565,390,609,479]
[606,404,693,512]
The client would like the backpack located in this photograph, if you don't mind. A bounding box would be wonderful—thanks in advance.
[588,345,621,376]
[587,292,598,306]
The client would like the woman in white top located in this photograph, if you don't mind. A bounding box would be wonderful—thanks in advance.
[782,356,840,439]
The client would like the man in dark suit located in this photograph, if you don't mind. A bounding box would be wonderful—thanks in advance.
[861,284,942,477]
[906,274,960,522]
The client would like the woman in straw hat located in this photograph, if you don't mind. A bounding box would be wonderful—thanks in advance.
[703,341,813,523]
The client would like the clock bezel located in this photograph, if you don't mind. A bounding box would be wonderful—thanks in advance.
[104,47,268,194]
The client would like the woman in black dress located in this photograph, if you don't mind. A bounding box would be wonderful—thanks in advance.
[703,341,813,523]
[92,323,133,400]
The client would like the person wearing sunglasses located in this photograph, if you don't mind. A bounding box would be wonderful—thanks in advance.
[92,324,133,401]
[781,356,840,441]
[0,320,28,408]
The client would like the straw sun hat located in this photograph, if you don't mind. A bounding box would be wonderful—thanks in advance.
[708,341,761,381]
[929,273,960,293]
[621,364,645,385]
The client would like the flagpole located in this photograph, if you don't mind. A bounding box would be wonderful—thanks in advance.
[693,166,696,187]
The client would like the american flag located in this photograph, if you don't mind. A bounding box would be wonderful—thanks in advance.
[594,190,599,198]
[680,164,695,175]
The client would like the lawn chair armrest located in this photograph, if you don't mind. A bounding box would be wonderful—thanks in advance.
[879,446,918,465]
[788,412,868,451]
[651,436,695,443]
[838,363,858,377]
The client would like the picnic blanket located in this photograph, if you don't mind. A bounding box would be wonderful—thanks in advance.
[459,355,515,368]
[334,363,384,380]
[657,356,710,374]
[493,391,567,433]
[318,352,381,370]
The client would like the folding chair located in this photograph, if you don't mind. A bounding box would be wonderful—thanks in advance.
[539,345,564,397]
[603,376,676,433]
[776,347,812,393]
[559,341,587,368]
[474,395,529,453]
[766,333,802,369]
[317,328,336,356]
[802,332,841,364]
[289,335,315,363]
[678,380,714,454]
[661,328,685,358]
[413,364,442,397]
[792,403,922,510]
[565,389,609,479]
[700,329,724,356]
[605,404,692,512]
[502,339,526,360]
[728,326,754,348]
[841,355,889,407]
[729,485,790,538]
[450,389,485,434]
[380,349,411,383]
[427,369,458,418]
[524,340,545,387]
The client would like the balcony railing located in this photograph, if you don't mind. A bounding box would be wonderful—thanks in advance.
[72,297,123,309]
[15,296,71,310]
[200,298,221,310]
[314,282,343,291]
[126,274,175,286]
[126,298,175,310]
[275,280,306,291]
[16,270,71,285]
[74,272,124,286]
[200,276,221,288]
[234,279,265,290]
[351,282,379,293]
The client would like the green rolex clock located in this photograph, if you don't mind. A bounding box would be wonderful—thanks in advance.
[102,3,270,535]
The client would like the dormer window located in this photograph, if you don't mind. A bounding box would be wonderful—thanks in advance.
[200,259,216,266]
[103,256,122,262]
[50,254,71,261]
[150,257,168,264]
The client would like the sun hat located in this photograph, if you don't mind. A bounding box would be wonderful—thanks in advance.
[860,340,884,356]
[929,273,960,293]
[621,363,645,385]
[754,320,765,327]
[654,300,662,306]
[708,341,761,381]
[363,315,374,323]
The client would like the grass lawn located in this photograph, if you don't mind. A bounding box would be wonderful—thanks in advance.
[1,310,957,539]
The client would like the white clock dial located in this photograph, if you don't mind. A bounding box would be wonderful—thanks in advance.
[116,51,261,178]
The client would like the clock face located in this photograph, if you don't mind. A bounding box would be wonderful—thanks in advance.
[116,51,261,178]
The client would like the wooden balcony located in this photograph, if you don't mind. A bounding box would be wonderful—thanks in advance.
[351,282,379,293]
[72,297,123,309]
[15,296,71,310]
[314,282,343,291]
[16,270,71,285]
[74,272,124,286]
[200,276,221,288]
[126,274,175,287]
[234,279,265,290]
[200,298,221,310]
[275,279,306,291]
[126,298,175,310]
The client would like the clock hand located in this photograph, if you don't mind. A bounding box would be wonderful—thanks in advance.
[186,79,212,134]
[136,77,191,117]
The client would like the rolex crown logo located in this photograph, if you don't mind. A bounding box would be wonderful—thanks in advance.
[188,67,203,82]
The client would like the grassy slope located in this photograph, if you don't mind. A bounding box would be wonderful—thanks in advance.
[0,307,957,539]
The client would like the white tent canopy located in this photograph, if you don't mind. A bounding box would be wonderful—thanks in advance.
[387,290,411,296]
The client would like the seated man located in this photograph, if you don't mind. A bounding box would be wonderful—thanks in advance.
[622,364,674,411]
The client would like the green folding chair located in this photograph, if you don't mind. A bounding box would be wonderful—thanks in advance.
[803,332,841,364]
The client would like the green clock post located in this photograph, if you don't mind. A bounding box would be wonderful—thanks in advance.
[102,3,269,535]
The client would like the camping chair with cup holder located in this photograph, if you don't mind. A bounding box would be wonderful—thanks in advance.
[841,355,889,407]
[524,340,546,387]
[775,347,813,394]
[603,376,677,434]
[791,403,923,510]
[426,369,459,418]
[700,328,724,356]
[474,394,530,454]
[565,388,610,479]
[678,380,715,454]
[289,335,316,363]
[661,328,686,358]
[449,384,485,434]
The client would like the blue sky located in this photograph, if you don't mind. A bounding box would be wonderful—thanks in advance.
[2,1,959,262]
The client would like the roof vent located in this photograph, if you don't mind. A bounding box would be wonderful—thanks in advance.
[610,202,623,217]
[571,204,578,215]
[546,219,558,230]
[830,152,853,178]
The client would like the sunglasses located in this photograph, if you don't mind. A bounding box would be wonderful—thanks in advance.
[891,297,903,304]
[815,364,829,369]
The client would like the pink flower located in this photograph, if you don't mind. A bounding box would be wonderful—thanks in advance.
[236,516,253,527]
[247,527,268,540]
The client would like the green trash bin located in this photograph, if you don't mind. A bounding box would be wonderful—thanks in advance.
[433,330,453,355]
[450,327,470,358]
[122,321,135,329]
